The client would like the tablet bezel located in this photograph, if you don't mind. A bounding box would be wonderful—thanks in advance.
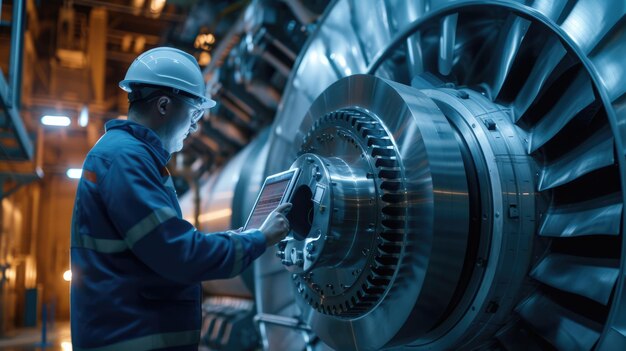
[243,168,300,230]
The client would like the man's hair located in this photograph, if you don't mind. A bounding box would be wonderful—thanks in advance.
[127,83,201,118]
[127,84,171,118]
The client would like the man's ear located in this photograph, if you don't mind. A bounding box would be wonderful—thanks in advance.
[157,96,171,116]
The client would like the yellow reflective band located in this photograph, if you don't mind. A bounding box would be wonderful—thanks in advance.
[73,329,200,351]
[126,207,177,247]
[229,234,244,277]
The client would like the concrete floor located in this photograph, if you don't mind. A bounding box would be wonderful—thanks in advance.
[0,322,71,351]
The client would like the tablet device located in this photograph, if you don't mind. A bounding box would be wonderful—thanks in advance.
[243,169,300,230]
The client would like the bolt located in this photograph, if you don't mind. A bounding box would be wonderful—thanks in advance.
[276,250,285,258]
[456,90,469,99]
[486,301,499,313]
[306,242,316,253]
[282,259,293,266]
[508,204,519,218]
[483,118,497,131]
[292,249,304,267]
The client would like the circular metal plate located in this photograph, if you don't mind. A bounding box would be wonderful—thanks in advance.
[288,74,469,350]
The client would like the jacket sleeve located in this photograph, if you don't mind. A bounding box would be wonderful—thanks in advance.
[100,149,266,284]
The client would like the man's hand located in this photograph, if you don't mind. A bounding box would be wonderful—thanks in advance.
[259,203,292,247]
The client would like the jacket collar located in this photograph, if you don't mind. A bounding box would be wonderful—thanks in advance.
[105,119,171,164]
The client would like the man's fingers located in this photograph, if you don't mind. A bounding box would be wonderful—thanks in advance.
[276,203,292,214]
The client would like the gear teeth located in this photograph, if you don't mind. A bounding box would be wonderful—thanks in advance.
[382,218,404,229]
[366,136,392,146]
[297,108,406,318]
[379,169,401,179]
[375,157,397,168]
[371,146,396,157]
[379,230,404,242]
[381,205,404,216]
[381,193,404,203]
[375,254,398,266]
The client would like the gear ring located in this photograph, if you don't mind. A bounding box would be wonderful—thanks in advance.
[291,108,407,318]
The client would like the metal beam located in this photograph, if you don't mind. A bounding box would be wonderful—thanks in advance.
[9,0,25,108]
[0,0,34,160]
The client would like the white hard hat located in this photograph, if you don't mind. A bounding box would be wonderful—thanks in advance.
[119,47,216,108]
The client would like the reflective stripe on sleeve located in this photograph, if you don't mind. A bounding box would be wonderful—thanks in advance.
[83,169,97,183]
[125,207,177,248]
[77,236,128,253]
[228,234,244,277]
[73,329,200,351]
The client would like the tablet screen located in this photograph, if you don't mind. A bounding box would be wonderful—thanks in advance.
[244,170,298,230]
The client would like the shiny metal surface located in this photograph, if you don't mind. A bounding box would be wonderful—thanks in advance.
[277,75,471,350]
[279,153,377,275]
[539,193,622,237]
[254,0,626,350]
[530,253,619,305]
[516,292,603,351]
[538,126,614,191]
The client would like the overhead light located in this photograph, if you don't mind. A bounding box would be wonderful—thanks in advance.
[79,105,89,127]
[198,52,211,66]
[132,0,146,9]
[194,33,215,50]
[149,0,166,17]
[66,168,83,179]
[41,115,71,127]
[63,270,72,281]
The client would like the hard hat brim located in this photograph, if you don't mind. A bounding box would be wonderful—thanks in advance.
[119,79,216,109]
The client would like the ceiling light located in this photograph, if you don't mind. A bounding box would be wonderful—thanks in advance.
[198,52,211,66]
[79,105,89,127]
[63,270,72,281]
[66,168,83,179]
[132,0,145,9]
[149,0,166,17]
[41,115,71,126]
[194,33,215,50]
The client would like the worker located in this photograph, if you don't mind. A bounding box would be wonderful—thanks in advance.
[70,47,291,351]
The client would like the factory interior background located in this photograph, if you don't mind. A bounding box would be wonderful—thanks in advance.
[0,0,626,350]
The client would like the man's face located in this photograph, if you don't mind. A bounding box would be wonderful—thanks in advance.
[167,95,204,152]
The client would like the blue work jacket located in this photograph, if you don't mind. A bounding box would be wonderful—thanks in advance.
[70,120,266,350]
